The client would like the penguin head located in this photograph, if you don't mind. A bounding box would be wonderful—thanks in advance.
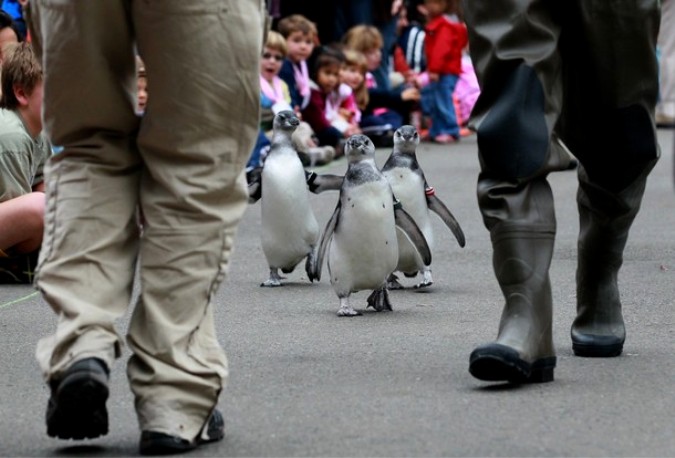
[273,110,300,133]
[345,134,375,163]
[393,125,420,154]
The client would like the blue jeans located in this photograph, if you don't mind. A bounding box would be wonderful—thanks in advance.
[421,74,460,137]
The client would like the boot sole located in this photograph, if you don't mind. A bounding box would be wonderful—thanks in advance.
[469,344,556,384]
[47,371,109,440]
[572,341,623,357]
[571,332,624,357]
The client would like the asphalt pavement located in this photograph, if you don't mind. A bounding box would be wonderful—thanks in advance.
[1,129,673,457]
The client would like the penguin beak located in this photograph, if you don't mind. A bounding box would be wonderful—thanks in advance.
[290,117,300,127]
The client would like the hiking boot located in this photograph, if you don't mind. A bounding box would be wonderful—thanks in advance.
[46,357,110,440]
[139,409,225,455]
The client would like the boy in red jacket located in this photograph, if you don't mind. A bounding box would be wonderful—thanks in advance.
[421,0,467,143]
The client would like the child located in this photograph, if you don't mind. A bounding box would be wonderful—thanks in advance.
[342,24,420,145]
[136,55,147,115]
[340,48,393,141]
[248,31,333,171]
[340,49,368,120]
[277,14,316,113]
[302,46,360,152]
[0,42,49,283]
[420,0,467,143]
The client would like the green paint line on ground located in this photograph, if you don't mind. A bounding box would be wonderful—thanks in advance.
[0,291,39,310]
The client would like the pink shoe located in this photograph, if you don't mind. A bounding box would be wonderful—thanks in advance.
[459,127,473,137]
[434,134,458,144]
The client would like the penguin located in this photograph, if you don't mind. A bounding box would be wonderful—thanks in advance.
[381,125,466,289]
[257,110,320,287]
[308,134,432,316]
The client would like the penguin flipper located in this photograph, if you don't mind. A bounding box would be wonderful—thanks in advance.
[426,193,466,248]
[393,204,432,266]
[306,171,344,194]
[308,202,341,282]
[247,167,263,203]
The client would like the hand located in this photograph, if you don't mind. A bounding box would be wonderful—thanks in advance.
[344,124,362,137]
[401,87,420,102]
[338,108,354,121]
[428,72,439,82]
[391,0,403,16]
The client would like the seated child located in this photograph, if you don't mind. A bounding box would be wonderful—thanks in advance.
[342,25,420,146]
[0,43,50,283]
[277,14,316,113]
[302,46,361,154]
[247,30,333,172]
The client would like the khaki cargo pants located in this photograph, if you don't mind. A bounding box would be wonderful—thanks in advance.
[30,0,264,440]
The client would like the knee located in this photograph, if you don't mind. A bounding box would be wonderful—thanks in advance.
[477,65,549,180]
[21,193,45,245]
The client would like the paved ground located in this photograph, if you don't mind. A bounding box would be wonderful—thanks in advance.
[1,129,673,457]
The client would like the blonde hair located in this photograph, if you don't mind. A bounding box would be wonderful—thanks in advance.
[342,49,369,110]
[0,42,42,110]
[342,25,383,54]
[265,30,287,56]
[277,14,317,41]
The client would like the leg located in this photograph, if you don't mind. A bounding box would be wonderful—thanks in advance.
[0,192,44,253]
[434,74,460,139]
[127,0,264,443]
[558,0,661,356]
[413,268,433,289]
[387,272,404,290]
[656,0,675,124]
[338,294,361,317]
[261,268,284,287]
[31,0,140,438]
[366,285,393,312]
[465,0,565,383]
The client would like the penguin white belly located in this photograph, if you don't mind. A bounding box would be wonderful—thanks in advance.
[261,155,319,269]
[384,167,434,273]
[328,181,398,296]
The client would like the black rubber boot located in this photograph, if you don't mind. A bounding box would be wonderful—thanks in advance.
[572,164,655,357]
[469,229,557,383]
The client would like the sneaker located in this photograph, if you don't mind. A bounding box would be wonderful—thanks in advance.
[655,112,675,128]
[46,357,110,440]
[0,251,39,284]
[139,409,225,455]
[306,146,335,166]
[433,134,459,144]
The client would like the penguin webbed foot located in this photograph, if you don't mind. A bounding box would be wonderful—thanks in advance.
[413,280,433,289]
[337,307,362,317]
[261,269,284,287]
[413,270,433,289]
[337,296,362,317]
[366,287,392,312]
[386,273,404,290]
[260,279,283,287]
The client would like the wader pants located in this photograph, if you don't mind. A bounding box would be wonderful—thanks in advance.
[465,0,661,381]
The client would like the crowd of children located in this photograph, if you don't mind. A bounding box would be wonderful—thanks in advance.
[247,0,480,169]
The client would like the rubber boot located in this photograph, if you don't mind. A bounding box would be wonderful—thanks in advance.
[469,229,557,383]
[571,163,655,357]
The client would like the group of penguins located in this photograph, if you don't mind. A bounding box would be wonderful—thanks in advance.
[248,111,466,317]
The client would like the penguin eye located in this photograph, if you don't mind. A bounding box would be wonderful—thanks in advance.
[413,132,418,138]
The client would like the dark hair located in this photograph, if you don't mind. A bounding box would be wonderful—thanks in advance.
[0,10,24,42]
[307,46,345,82]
